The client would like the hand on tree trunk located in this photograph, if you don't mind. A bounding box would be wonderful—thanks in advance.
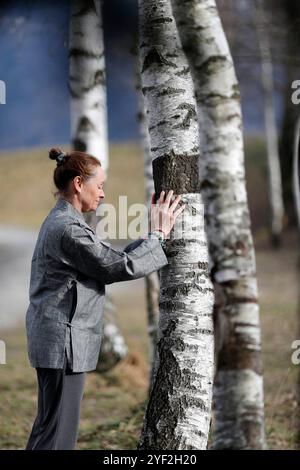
[148,190,186,238]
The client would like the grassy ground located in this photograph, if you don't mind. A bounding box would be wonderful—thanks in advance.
[0,141,299,449]
[0,279,151,450]
[1,236,299,450]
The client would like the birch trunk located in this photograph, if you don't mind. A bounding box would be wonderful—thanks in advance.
[253,0,284,246]
[69,0,128,370]
[137,0,215,450]
[136,60,161,395]
[171,0,266,449]
[69,0,108,175]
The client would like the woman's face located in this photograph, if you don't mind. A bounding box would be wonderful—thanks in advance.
[77,165,106,212]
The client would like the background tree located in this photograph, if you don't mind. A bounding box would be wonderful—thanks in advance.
[253,0,284,246]
[172,0,266,449]
[135,47,161,395]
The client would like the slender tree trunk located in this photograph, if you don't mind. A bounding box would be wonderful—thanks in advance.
[171,0,266,449]
[133,40,161,396]
[253,0,284,247]
[135,51,161,395]
[137,0,215,450]
[69,0,108,175]
[95,295,128,372]
[69,0,128,370]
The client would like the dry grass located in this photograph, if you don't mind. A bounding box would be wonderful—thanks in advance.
[0,141,299,449]
[0,278,151,450]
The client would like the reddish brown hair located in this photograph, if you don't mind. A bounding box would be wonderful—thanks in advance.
[49,147,101,197]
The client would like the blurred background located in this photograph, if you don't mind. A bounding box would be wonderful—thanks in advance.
[0,0,300,449]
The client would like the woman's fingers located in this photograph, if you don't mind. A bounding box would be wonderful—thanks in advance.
[157,189,185,214]
[169,194,181,212]
[164,189,173,207]
[174,203,186,219]
[158,190,165,204]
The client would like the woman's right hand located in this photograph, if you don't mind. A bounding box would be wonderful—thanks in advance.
[149,190,186,239]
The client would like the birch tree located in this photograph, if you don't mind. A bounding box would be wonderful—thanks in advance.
[171,0,266,449]
[137,0,215,450]
[69,0,128,370]
[252,0,284,246]
[69,0,108,177]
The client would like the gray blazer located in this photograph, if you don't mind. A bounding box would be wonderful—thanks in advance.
[25,197,168,372]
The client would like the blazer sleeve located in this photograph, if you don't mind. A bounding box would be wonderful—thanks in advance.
[60,222,168,285]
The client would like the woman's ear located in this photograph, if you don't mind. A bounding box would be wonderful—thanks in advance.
[73,176,83,193]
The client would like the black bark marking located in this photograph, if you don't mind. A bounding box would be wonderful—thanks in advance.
[198,261,209,270]
[157,86,186,96]
[188,328,214,335]
[234,240,247,256]
[217,336,263,375]
[72,0,96,18]
[75,116,96,138]
[69,48,104,60]
[149,17,173,25]
[69,69,105,98]
[194,55,228,75]
[72,138,86,152]
[173,103,197,129]
[159,300,188,312]
[142,47,177,72]
[141,85,156,95]
[196,92,240,107]
[149,119,168,131]
[161,281,209,298]
[152,150,200,196]
[175,66,190,77]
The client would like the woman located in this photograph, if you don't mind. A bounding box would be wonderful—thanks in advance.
[25,147,186,450]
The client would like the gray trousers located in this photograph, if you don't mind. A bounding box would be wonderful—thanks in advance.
[25,348,86,450]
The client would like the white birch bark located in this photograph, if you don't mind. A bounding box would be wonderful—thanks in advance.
[137,0,215,450]
[95,295,128,372]
[253,0,284,246]
[171,0,266,449]
[136,60,161,394]
[69,0,128,370]
[69,0,108,174]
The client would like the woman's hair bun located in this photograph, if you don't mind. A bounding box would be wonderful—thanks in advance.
[49,147,67,166]
[49,147,64,161]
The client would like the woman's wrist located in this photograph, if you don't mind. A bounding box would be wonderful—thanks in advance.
[148,229,166,244]
[148,227,167,239]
